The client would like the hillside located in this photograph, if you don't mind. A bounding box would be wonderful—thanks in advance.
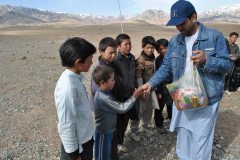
[1,4,240,25]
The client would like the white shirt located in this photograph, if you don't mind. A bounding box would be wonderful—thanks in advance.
[184,29,199,74]
[54,69,95,153]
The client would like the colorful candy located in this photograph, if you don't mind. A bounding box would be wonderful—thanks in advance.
[170,87,208,111]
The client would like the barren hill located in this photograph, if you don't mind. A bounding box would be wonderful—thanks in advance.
[0,4,240,25]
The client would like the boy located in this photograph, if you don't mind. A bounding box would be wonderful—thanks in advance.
[154,38,173,133]
[90,37,117,110]
[54,37,96,160]
[112,33,138,153]
[92,65,142,160]
[228,32,240,92]
[130,36,157,139]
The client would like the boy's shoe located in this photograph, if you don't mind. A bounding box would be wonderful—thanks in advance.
[225,90,232,95]
[118,144,128,153]
[237,87,240,92]
[164,119,170,123]
[128,132,140,142]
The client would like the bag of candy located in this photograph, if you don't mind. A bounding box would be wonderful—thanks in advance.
[166,62,208,111]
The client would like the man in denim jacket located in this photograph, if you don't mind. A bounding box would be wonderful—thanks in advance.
[141,0,232,159]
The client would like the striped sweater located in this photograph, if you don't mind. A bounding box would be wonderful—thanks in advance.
[94,89,136,133]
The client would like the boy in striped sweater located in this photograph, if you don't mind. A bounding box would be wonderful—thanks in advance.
[92,65,142,160]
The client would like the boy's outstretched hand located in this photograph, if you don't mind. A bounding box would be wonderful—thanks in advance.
[133,88,143,98]
[137,83,152,101]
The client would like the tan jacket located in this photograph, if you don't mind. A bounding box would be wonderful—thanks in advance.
[136,52,155,85]
[136,52,158,112]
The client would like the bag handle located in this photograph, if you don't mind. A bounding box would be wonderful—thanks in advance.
[190,61,197,85]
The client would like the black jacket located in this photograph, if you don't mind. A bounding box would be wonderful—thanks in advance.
[155,55,172,95]
[112,52,139,120]
[113,52,137,99]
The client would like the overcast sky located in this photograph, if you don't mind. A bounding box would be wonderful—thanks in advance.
[1,0,240,17]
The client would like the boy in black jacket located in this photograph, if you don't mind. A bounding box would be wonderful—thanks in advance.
[154,38,173,133]
[112,33,138,155]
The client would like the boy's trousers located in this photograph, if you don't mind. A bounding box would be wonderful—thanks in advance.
[154,93,173,128]
[95,132,113,160]
[60,138,94,160]
[130,100,153,131]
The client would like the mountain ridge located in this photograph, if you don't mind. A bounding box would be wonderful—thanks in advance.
[1,4,240,25]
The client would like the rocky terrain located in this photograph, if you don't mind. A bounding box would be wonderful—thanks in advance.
[0,23,240,159]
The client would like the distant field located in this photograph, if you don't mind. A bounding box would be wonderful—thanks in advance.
[0,22,239,53]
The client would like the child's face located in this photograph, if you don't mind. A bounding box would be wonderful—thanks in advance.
[77,55,93,73]
[101,73,115,90]
[229,35,238,44]
[101,46,117,63]
[157,45,167,56]
[143,44,155,56]
[118,39,131,55]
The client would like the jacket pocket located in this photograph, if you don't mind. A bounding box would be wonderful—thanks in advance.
[204,48,215,56]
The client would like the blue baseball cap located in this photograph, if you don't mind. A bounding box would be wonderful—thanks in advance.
[166,0,196,26]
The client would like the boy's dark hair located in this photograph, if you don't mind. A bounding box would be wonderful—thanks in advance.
[142,36,156,48]
[92,65,114,85]
[59,37,96,67]
[229,32,239,38]
[99,37,117,52]
[156,38,169,50]
[116,34,130,46]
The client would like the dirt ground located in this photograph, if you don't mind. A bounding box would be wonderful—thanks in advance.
[0,23,240,160]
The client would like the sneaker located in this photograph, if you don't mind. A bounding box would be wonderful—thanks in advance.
[225,90,232,95]
[129,132,140,142]
[117,144,128,153]
[237,87,240,92]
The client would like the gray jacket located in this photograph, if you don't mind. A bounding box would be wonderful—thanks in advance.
[94,89,136,133]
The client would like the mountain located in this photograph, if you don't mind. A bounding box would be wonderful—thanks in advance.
[128,9,168,24]
[0,5,44,24]
[0,5,116,25]
[0,4,240,25]
[198,4,240,23]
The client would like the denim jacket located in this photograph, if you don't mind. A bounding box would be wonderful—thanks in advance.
[149,23,232,105]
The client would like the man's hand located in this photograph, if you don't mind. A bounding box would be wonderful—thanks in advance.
[140,83,152,100]
[229,54,237,61]
[191,50,207,65]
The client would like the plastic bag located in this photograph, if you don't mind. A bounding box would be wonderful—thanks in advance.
[167,62,208,111]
